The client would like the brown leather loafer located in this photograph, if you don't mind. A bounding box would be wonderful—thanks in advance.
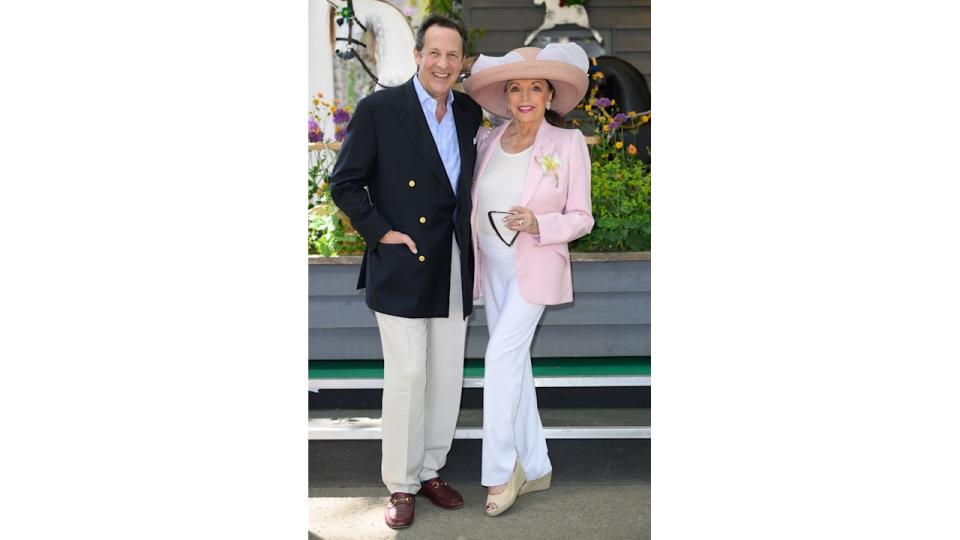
[384,492,415,529]
[418,477,464,509]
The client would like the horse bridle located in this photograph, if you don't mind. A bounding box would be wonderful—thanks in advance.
[329,0,400,88]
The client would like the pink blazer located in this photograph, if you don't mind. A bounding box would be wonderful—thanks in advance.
[470,120,594,306]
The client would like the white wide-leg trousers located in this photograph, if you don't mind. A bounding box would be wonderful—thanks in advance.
[478,235,552,486]
[374,239,466,494]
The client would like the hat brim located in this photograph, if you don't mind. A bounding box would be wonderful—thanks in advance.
[463,60,588,117]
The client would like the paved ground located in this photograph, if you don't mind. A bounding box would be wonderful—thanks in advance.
[309,438,650,539]
[309,484,649,540]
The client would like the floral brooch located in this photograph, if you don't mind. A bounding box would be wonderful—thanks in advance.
[537,152,562,187]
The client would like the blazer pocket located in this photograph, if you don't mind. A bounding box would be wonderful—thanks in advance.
[542,241,570,261]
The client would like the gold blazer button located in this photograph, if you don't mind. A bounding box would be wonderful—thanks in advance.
[408,180,416,188]
[418,255,426,262]
[419,216,427,224]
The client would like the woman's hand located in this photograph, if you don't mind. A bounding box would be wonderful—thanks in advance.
[504,206,539,235]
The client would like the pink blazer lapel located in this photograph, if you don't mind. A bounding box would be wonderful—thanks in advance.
[520,122,558,207]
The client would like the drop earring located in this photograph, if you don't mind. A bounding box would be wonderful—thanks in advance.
[546,100,552,110]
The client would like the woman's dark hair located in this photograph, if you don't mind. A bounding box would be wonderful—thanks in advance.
[415,14,468,54]
[544,109,566,128]
[544,82,568,127]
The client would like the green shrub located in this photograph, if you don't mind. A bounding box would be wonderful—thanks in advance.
[570,157,650,252]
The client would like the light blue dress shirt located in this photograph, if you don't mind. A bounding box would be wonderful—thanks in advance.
[412,75,461,194]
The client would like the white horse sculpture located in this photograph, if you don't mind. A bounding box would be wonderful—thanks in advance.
[524,0,603,46]
[329,0,418,89]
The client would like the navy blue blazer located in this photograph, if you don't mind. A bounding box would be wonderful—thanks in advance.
[330,78,483,318]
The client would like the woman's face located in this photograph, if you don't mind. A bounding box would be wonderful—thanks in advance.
[505,78,553,123]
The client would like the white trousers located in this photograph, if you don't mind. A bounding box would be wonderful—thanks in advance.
[374,239,466,494]
[478,235,552,486]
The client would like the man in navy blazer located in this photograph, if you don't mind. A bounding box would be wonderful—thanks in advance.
[329,13,483,530]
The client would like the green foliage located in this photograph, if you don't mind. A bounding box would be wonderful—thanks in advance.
[569,157,650,252]
[569,67,652,252]
[307,148,366,256]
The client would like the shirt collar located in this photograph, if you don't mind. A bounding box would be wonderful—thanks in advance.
[413,73,455,112]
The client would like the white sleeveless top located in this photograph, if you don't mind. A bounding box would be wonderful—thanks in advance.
[476,144,532,237]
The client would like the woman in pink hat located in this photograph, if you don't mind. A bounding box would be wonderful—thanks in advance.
[463,43,595,516]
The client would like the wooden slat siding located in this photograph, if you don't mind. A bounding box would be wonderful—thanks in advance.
[310,291,650,328]
[310,324,650,359]
[307,264,363,296]
[309,259,650,295]
[462,0,651,82]
[308,259,651,359]
[616,29,650,52]
[465,0,649,6]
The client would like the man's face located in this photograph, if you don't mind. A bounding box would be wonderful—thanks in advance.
[414,25,463,102]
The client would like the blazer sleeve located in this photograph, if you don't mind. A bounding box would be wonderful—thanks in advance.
[329,99,393,246]
[534,129,595,246]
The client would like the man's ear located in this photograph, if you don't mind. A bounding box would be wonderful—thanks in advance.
[412,48,420,71]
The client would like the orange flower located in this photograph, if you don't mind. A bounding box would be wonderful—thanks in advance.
[627,144,638,155]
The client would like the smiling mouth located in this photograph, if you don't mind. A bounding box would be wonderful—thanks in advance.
[432,71,451,79]
[518,106,535,113]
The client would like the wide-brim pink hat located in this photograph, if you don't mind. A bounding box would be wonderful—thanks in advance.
[463,43,589,117]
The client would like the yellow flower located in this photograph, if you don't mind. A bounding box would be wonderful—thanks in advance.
[615,141,623,149]
[343,105,352,112]
[604,125,611,132]
[611,99,616,106]
[329,106,336,113]
[627,111,637,118]
[592,71,604,80]
[312,98,319,106]
[627,144,637,155]
[584,104,591,112]
[641,114,651,123]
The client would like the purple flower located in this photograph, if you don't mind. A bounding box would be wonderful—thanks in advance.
[333,109,351,124]
[595,97,611,108]
[334,128,346,142]
[308,118,324,142]
[609,112,628,130]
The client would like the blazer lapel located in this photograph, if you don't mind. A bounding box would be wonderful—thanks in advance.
[452,96,475,199]
[520,122,557,206]
[394,79,455,198]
